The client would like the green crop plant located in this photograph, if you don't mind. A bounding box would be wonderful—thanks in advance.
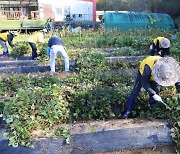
[2,86,70,147]
[0,29,179,151]
[10,41,30,58]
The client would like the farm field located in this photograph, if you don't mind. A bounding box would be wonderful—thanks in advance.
[0,28,179,153]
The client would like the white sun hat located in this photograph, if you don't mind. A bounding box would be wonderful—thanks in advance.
[41,29,48,33]
[152,57,180,86]
[159,38,170,48]
[10,31,18,36]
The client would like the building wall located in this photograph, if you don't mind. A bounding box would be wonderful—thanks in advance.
[70,1,93,21]
[77,0,96,21]
[38,0,96,22]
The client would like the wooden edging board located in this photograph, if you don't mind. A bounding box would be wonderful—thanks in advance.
[0,118,172,154]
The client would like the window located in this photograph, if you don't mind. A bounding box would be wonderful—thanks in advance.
[55,8,62,15]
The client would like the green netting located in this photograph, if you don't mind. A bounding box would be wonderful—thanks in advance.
[148,13,175,30]
[104,12,175,31]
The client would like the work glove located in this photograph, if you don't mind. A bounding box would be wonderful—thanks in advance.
[158,50,162,56]
[152,94,162,102]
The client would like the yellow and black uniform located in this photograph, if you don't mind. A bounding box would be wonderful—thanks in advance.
[28,33,43,45]
[0,32,8,41]
[0,32,14,47]
[0,32,15,56]
[122,56,162,119]
[139,56,161,81]
[28,32,44,60]
[150,37,170,57]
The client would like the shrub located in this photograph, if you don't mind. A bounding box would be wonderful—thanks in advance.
[10,41,30,58]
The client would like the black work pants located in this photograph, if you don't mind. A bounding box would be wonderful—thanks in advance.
[126,71,160,112]
[28,42,37,60]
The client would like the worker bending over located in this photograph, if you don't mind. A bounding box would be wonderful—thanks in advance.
[0,31,18,56]
[28,29,47,60]
[149,37,170,57]
[47,35,69,72]
[122,56,180,119]
[150,36,180,93]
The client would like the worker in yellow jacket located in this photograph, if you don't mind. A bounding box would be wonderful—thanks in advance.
[122,56,180,119]
[0,31,18,56]
[150,36,180,93]
[28,29,47,60]
[149,37,170,57]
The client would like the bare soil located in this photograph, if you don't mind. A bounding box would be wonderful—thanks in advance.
[98,145,177,154]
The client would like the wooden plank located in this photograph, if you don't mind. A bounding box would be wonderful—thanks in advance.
[0,118,173,154]
[0,65,50,73]
[69,124,171,153]
[0,60,39,67]
[105,56,145,61]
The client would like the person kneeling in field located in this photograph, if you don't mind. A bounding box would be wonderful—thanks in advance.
[47,35,69,72]
[122,56,180,119]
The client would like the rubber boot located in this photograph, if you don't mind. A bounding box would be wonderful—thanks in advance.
[32,51,38,60]
[121,97,135,119]
[3,51,9,56]
[121,110,131,119]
